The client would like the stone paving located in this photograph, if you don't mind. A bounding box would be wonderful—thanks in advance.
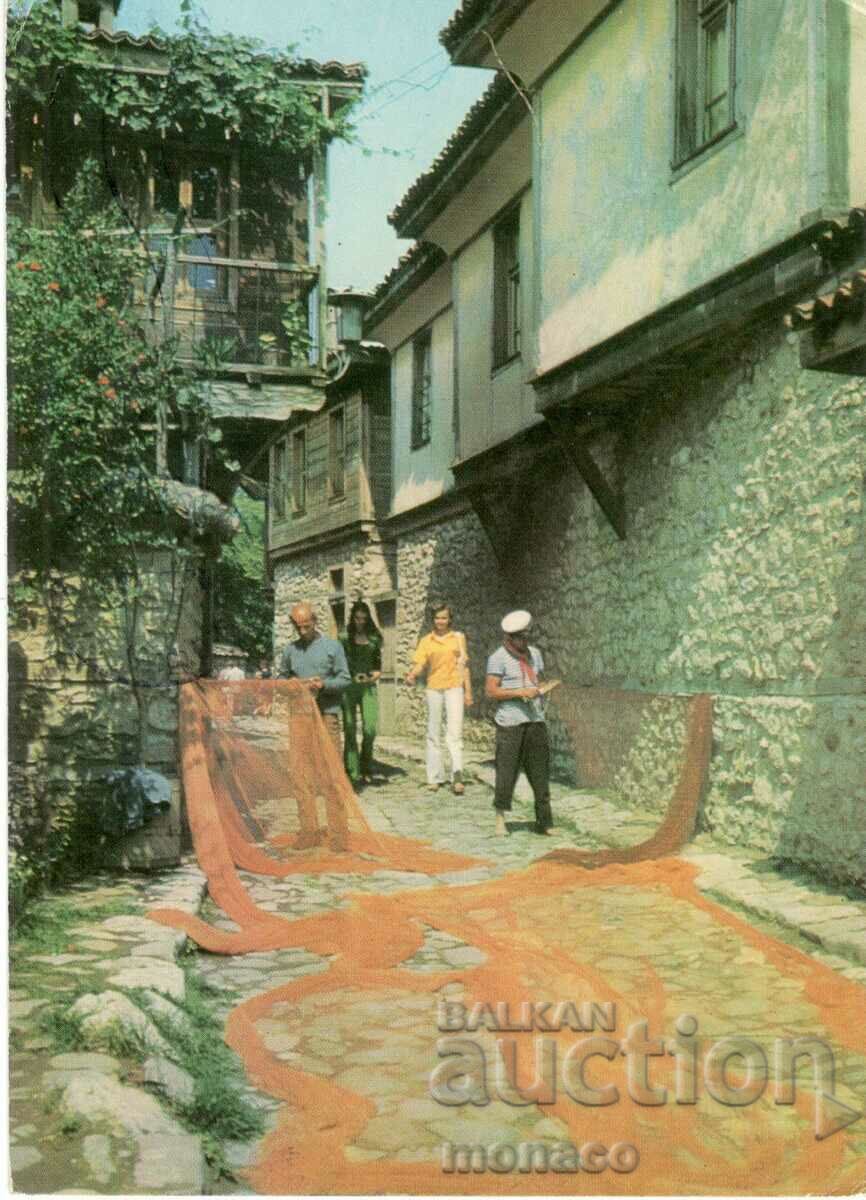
[8,867,220,1194]
[9,744,866,1194]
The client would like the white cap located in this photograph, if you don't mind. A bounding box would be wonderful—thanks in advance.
[501,609,532,634]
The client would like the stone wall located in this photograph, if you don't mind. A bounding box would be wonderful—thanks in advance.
[9,550,202,878]
[388,321,865,885]
[393,506,511,749]
[272,531,396,663]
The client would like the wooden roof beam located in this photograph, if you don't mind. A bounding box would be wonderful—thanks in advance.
[544,411,626,541]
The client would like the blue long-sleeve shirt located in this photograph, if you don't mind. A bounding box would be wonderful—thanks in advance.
[279,634,351,715]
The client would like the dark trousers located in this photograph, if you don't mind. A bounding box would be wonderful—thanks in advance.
[494,722,553,831]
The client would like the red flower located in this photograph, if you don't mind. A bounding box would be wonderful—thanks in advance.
[98,374,110,387]
[96,296,108,309]
[15,261,26,271]
[47,281,61,293]
[28,262,42,271]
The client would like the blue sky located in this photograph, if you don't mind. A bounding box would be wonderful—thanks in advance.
[118,0,493,290]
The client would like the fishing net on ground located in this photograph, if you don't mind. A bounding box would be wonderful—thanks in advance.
[147,683,866,1197]
[151,680,485,953]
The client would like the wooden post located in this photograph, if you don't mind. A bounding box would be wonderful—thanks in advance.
[311,88,330,370]
[155,210,184,478]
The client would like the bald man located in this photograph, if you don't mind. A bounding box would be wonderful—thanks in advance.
[279,603,351,754]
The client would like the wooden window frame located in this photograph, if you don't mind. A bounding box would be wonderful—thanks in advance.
[492,206,521,370]
[328,405,346,499]
[674,0,737,168]
[291,428,307,514]
[150,149,232,300]
[272,439,287,520]
[410,327,432,450]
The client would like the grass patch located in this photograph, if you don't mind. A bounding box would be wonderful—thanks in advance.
[11,894,138,962]
[135,970,265,1177]
[38,1003,88,1052]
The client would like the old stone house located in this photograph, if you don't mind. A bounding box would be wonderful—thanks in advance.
[275,0,865,885]
[8,0,364,872]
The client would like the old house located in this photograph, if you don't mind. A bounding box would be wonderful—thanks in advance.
[349,0,864,883]
[8,0,365,874]
[266,292,400,726]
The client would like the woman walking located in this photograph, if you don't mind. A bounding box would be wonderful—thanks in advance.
[405,603,472,794]
[340,600,383,785]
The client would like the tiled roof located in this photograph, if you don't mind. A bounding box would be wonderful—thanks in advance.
[813,206,866,269]
[786,206,866,332]
[364,242,447,331]
[389,72,519,234]
[785,269,866,331]
[440,0,508,54]
[83,28,367,81]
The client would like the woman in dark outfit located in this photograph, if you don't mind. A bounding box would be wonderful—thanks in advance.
[340,599,383,785]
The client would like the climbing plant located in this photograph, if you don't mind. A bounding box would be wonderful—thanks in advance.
[213,492,273,665]
[7,0,355,158]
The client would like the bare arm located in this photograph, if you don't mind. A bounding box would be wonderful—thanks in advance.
[485,673,541,702]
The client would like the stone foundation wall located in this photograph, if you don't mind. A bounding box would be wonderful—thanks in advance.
[8,551,202,876]
[390,322,865,884]
[393,507,511,749]
[272,532,396,663]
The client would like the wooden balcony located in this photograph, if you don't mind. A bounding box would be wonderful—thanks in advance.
[139,250,325,373]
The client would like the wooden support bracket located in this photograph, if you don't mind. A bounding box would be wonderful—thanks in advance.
[468,482,528,572]
[544,412,626,540]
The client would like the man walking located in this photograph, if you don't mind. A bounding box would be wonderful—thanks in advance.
[485,610,554,837]
[279,602,351,756]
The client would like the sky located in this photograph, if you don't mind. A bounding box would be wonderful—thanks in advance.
[118,0,494,291]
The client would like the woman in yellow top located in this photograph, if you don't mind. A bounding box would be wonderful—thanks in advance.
[405,603,473,794]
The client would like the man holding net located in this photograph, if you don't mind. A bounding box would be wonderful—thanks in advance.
[279,602,351,755]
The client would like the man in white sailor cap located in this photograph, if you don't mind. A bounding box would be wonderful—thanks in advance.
[484,610,554,837]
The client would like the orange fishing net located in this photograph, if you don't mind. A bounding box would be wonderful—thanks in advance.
[149,682,866,1195]
[151,680,484,954]
[543,689,713,866]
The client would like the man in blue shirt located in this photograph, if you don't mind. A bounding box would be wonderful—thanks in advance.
[485,610,554,838]
[279,602,351,754]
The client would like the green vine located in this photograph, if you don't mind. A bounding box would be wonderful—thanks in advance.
[7,1,357,158]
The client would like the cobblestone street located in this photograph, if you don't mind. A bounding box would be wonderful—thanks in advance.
[10,746,866,1194]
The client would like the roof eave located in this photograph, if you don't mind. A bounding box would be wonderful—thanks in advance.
[440,0,532,65]
[390,86,526,239]
[365,243,448,332]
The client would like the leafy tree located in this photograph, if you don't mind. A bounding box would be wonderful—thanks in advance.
[8,161,209,592]
[213,493,273,665]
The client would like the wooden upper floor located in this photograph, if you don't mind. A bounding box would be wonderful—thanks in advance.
[8,0,365,377]
[435,0,865,383]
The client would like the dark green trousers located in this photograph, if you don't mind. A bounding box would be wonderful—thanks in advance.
[342,683,378,781]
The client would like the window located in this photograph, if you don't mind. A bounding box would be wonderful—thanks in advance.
[272,439,287,520]
[151,150,228,295]
[493,207,521,368]
[328,407,346,498]
[675,0,737,165]
[411,329,432,449]
[292,429,307,513]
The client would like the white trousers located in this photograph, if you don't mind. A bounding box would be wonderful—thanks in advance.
[425,687,464,784]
